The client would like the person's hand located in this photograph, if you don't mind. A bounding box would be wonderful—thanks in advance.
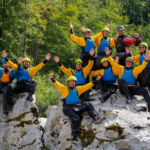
[96,75,101,81]
[2,50,8,58]
[134,33,140,38]
[18,57,23,64]
[54,56,60,63]
[104,24,110,28]
[70,22,73,29]
[125,47,130,54]
[89,48,95,56]
[49,73,53,79]
[81,26,86,31]
[115,56,119,63]
[144,53,149,61]
[105,47,110,56]
[45,53,51,61]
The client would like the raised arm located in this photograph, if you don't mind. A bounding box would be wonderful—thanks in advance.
[2,50,18,70]
[49,73,69,98]
[54,56,73,76]
[133,60,148,79]
[9,57,23,80]
[29,53,51,78]
[83,49,95,78]
[70,22,86,46]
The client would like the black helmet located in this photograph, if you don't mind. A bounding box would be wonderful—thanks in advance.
[117,25,125,31]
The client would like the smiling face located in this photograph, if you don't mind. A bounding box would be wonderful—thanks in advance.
[102,61,109,67]
[23,61,30,68]
[118,29,124,36]
[125,61,133,68]
[75,62,82,71]
[68,80,76,88]
[103,31,109,38]
[139,45,146,53]
[84,31,91,38]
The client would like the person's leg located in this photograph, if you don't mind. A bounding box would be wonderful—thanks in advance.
[129,86,150,112]
[6,83,17,111]
[118,79,132,103]
[14,81,37,101]
[25,81,37,101]
[63,105,81,143]
[100,82,118,102]
[79,90,90,102]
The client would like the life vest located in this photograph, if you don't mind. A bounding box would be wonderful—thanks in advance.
[18,68,31,81]
[102,68,116,82]
[121,68,136,85]
[82,38,96,53]
[116,35,131,53]
[65,88,79,104]
[98,39,111,53]
[0,69,11,83]
[139,53,150,68]
[74,70,86,85]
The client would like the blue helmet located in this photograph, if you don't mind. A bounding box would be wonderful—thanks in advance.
[1,58,6,64]
[117,25,125,31]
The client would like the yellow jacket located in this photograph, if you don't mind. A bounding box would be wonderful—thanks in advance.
[107,56,147,79]
[70,33,96,47]
[133,51,150,63]
[92,32,116,48]
[60,59,94,79]
[91,66,118,77]
[7,60,45,78]
[70,32,115,49]
[53,80,94,99]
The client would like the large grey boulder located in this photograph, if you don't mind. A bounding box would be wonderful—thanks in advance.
[0,93,44,150]
[44,90,150,150]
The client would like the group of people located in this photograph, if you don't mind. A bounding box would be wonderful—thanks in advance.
[0,50,51,115]
[48,23,150,144]
[1,23,150,144]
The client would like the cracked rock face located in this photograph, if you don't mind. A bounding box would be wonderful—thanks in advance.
[0,93,44,150]
[44,90,150,150]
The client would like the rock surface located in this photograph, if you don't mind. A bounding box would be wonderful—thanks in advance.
[0,93,44,150]
[44,90,150,150]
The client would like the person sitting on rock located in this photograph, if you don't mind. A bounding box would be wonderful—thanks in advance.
[105,48,150,113]
[2,50,51,101]
[92,24,116,69]
[91,57,118,102]
[0,56,22,115]
[114,25,141,66]
[49,74,104,144]
[126,42,150,90]
[53,49,95,102]
[70,22,96,67]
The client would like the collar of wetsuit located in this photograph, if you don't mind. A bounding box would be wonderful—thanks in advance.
[76,68,82,71]
[125,66,133,69]
[23,66,28,70]
[119,35,124,38]
[140,51,146,55]
[69,87,75,90]
[85,37,91,39]
[4,68,9,72]
[103,36,108,40]
[102,63,110,69]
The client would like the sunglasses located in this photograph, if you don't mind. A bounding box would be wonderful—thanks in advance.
[139,46,145,49]
[85,32,91,34]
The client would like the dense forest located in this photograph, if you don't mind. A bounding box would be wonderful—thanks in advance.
[0,0,150,116]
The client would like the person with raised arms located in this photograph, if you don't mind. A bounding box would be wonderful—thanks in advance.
[49,74,104,144]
